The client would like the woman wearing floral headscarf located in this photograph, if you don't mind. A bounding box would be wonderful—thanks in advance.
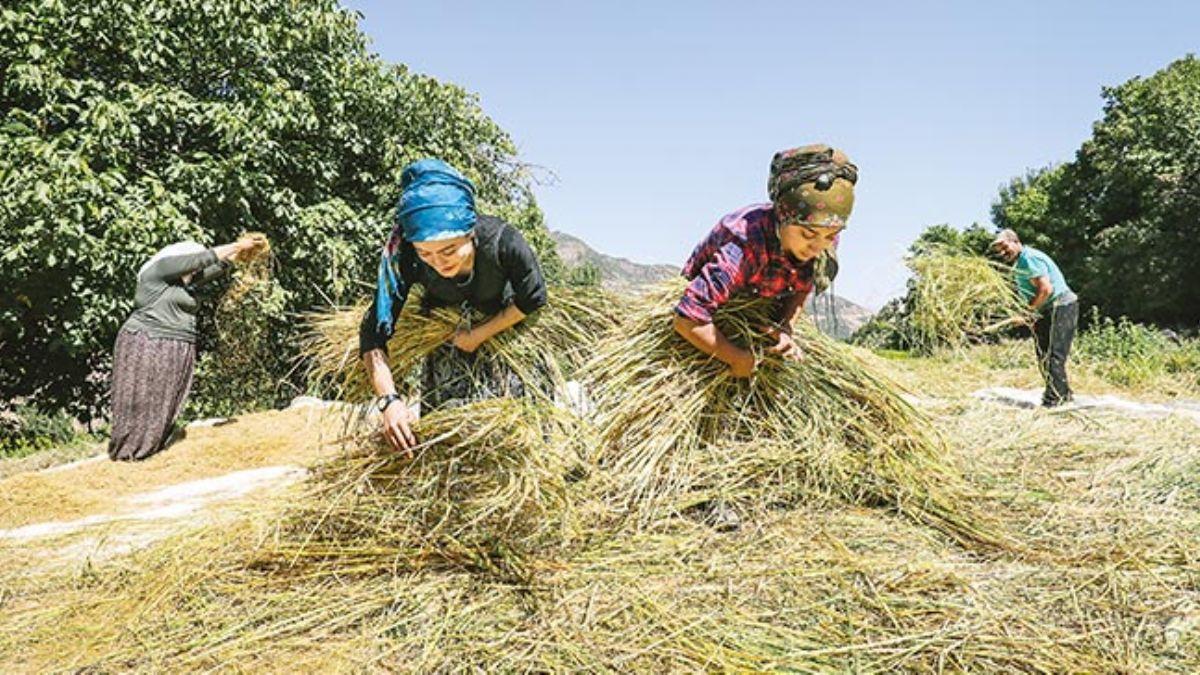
[359,159,548,452]
[674,144,858,377]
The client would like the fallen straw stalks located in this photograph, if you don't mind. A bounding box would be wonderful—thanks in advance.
[259,398,593,581]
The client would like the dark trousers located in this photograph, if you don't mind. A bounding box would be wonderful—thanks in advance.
[1033,300,1078,406]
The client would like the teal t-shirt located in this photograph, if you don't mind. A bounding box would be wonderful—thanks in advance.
[1013,246,1071,303]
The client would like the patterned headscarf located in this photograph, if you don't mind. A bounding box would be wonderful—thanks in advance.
[768,144,858,229]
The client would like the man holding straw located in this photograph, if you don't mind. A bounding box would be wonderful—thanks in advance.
[991,229,1078,407]
[674,144,857,376]
[359,159,548,452]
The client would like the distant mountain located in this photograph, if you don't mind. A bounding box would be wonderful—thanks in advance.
[805,292,874,341]
[552,231,678,290]
[552,231,873,340]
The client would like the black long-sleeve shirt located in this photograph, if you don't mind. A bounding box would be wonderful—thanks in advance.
[359,215,548,355]
[122,250,231,342]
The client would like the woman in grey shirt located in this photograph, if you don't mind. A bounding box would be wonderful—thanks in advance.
[107,236,263,461]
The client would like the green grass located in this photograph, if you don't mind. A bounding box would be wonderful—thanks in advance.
[1073,309,1200,393]
[0,404,95,460]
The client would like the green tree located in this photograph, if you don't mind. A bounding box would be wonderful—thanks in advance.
[908,222,995,257]
[992,55,1200,325]
[0,0,562,421]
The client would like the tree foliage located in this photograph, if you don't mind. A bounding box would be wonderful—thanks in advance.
[908,222,994,258]
[0,0,562,420]
[992,55,1200,326]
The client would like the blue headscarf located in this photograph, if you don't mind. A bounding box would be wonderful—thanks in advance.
[396,159,477,242]
[375,159,478,334]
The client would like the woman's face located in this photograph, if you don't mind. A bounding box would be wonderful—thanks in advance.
[413,234,476,278]
[778,223,842,262]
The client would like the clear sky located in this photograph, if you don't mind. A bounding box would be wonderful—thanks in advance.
[343,0,1197,309]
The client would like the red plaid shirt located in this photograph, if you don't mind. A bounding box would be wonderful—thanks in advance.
[675,204,815,324]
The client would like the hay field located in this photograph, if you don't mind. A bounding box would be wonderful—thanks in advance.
[2,323,1198,671]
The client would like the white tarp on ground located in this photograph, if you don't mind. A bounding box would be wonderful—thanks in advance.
[973,387,1200,423]
[0,465,306,541]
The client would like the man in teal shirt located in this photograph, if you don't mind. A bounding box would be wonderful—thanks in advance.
[992,229,1078,407]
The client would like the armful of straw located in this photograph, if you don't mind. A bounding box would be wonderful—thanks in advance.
[673,315,754,371]
[773,290,810,334]
[455,304,527,351]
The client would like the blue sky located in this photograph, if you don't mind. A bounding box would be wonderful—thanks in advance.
[343,0,1198,309]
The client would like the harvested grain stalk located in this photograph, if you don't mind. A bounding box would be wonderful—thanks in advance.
[260,398,590,580]
[301,286,617,403]
[587,280,1004,548]
[906,248,1031,353]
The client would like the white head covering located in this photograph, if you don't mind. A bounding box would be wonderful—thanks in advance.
[138,241,207,281]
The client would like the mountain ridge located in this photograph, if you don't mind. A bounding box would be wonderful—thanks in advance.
[552,230,873,339]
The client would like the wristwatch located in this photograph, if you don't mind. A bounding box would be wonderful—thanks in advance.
[376,393,403,413]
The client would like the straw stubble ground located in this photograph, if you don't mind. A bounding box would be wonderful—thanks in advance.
[2,330,1198,670]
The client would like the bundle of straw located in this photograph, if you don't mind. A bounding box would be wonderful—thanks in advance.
[213,231,272,304]
[261,398,589,579]
[302,286,617,403]
[195,232,285,413]
[586,280,1001,546]
[905,249,1030,353]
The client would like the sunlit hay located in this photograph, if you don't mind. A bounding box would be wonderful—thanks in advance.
[0,407,337,536]
[220,231,272,305]
[938,398,1200,568]
[906,248,1031,354]
[201,233,287,412]
[9,508,1158,672]
[257,398,592,581]
[6,408,1199,670]
[586,280,1003,547]
[301,286,618,404]
[532,516,1123,673]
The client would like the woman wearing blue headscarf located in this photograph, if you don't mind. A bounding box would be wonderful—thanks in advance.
[359,159,548,451]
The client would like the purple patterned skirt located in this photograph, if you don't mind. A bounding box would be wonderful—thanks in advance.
[107,328,197,461]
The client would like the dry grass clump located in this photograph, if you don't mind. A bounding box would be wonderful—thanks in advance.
[302,286,617,403]
[258,398,592,580]
[10,502,1194,672]
[906,249,1030,353]
[225,231,272,298]
[192,231,288,414]
[4,365,1200,671]
[937,397,1200,568]
[586,281,1002,548]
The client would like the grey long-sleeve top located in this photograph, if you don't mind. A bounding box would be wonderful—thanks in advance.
[121,250,230,342]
